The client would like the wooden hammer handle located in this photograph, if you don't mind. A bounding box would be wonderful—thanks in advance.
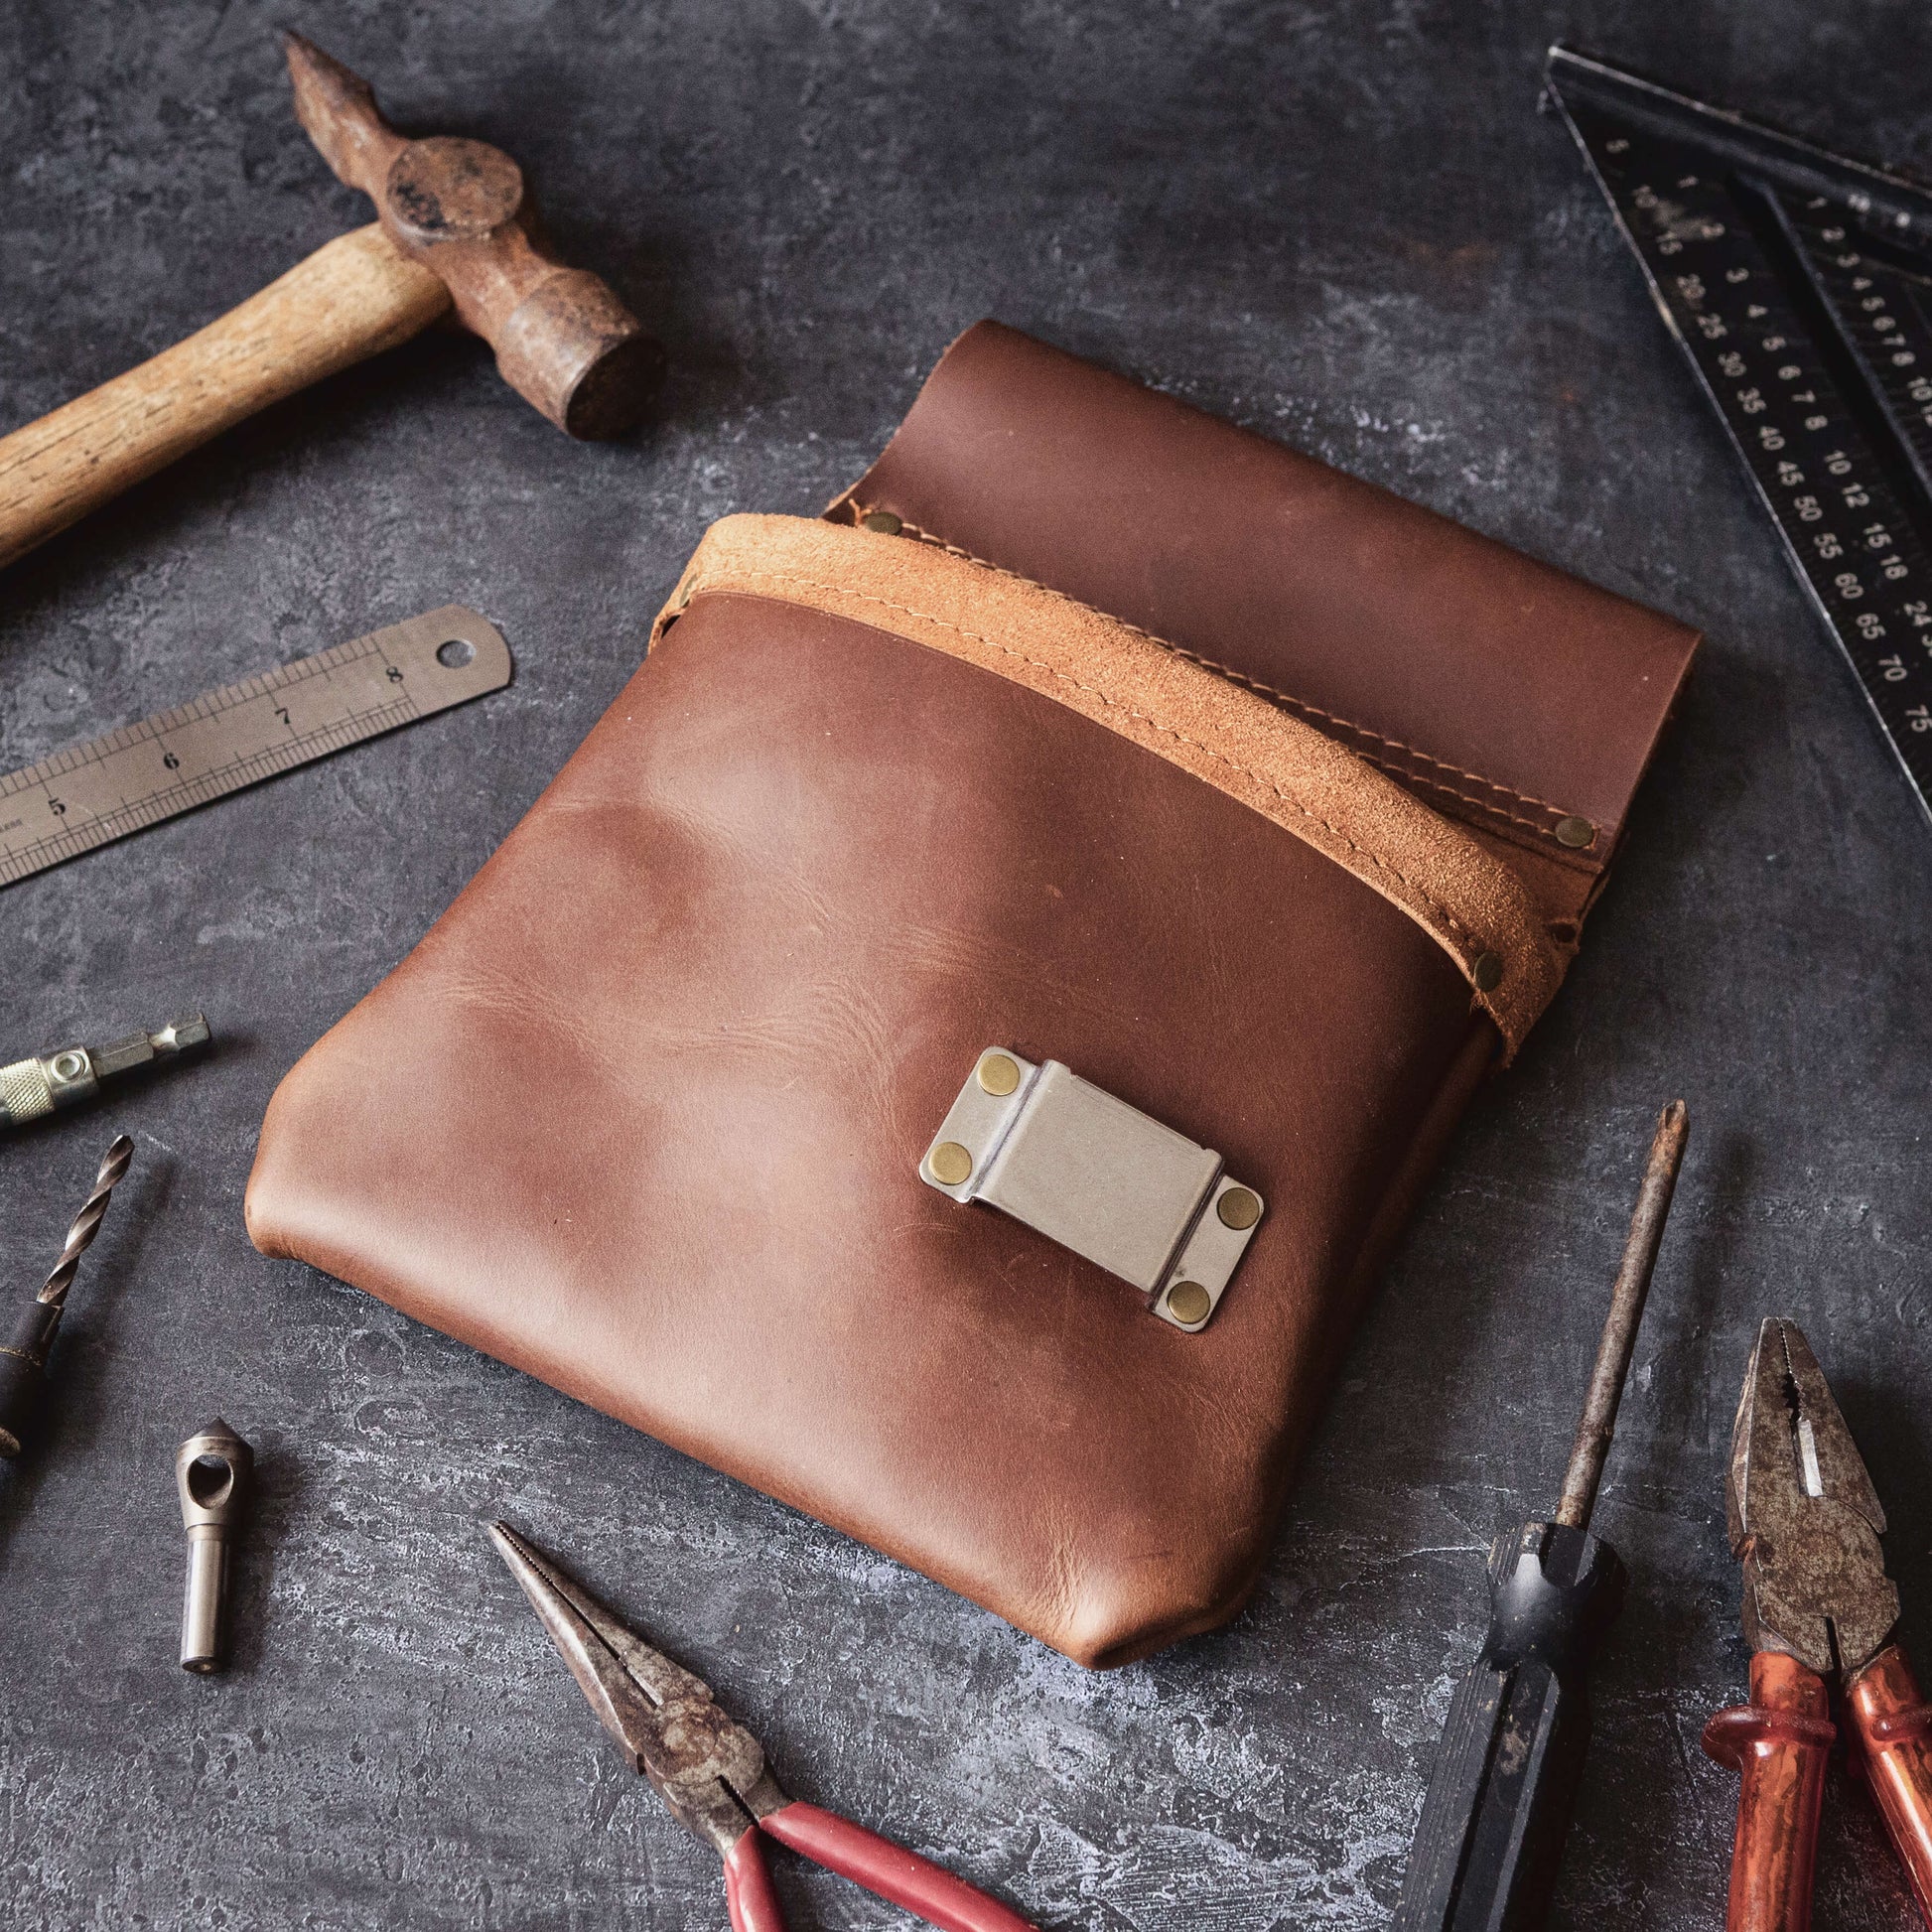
[0,223,450,572]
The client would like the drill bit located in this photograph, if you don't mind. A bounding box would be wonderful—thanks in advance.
[37,1134,133,1310]
[0,1135,135,1457]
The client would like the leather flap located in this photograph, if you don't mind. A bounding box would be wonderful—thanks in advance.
[657,513,1570,1055]
[831,321,1701,926]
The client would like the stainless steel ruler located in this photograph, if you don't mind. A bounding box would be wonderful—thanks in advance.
[1549,46,1932,830]
[0,605,511,888]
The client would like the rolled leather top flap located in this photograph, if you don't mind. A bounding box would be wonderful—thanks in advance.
[830,321,1701,927]
[656,513,1567,1055]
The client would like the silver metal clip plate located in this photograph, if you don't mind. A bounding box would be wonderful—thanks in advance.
[919,1048,1264,1330]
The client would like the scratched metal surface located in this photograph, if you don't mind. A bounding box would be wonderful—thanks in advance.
[2,2,1930,1926]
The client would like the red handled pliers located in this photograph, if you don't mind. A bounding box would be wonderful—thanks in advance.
[488,1522,1040,1932]
[1704,1318,1932,1930]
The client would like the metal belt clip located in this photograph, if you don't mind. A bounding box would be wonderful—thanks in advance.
[919,1048,1264,1331]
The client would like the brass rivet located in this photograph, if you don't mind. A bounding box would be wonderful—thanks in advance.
[1168,1281,1212,1325]
[1216,1186,1260,1231]
[1472,952,1505,992]
[977,1052,1021,1096]
[1554,814,1596,850]
[861,510,902,536]
[928,1141,973,1185]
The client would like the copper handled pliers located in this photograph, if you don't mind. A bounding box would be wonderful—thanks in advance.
[487,1523,1040,1932]
[1704,1317,1932,1930]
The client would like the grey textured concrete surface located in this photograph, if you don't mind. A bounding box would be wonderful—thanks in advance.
[3,1,1931,1926]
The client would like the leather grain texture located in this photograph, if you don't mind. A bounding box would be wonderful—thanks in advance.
[246,323,1699,1665]
[832,321,1702,928]
[250,592,1491,1665]
[659,514,1568,1052]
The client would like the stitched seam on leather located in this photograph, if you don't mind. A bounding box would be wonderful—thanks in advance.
[691,566,1491,953]
[867,511,1583,830]
[1163,659,1572,832]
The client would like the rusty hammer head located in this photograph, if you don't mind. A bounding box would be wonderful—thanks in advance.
[285,33,663,439]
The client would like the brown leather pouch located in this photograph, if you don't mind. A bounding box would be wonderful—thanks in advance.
[245,322,1698,1667]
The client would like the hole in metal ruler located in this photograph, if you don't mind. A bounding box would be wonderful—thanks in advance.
[436,637,477,669]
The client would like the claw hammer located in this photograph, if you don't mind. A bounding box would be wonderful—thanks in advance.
[0,34,664,573]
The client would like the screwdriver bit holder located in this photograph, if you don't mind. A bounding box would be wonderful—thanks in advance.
[0,1014,210,1132]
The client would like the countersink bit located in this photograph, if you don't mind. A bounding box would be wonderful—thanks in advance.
[0,1013,211,1133]
[176,1420,253,1673]
[0,1134,134,1458]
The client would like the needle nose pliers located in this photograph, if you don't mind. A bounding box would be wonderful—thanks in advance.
[1704,1317,1932,1930]
[487,1522,1039,1932]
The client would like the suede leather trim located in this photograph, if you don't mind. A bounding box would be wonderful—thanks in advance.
[835,505,1608,862]
[651,513,1570,1056]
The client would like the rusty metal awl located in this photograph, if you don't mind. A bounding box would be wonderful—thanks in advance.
[1396,1100,1690,1932]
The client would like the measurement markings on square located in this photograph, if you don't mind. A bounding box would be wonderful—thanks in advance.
[1547,45,1932,830]
[920,1047,1264,1331]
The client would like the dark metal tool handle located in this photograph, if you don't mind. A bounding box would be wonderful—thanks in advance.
[1395,1522,1626,1931]
[1704,1651,1835,1932]
[759,1802,1039,1932]
[0,1300,62,1458]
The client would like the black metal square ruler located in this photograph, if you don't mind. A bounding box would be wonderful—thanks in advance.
[1548,46,1932,830]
